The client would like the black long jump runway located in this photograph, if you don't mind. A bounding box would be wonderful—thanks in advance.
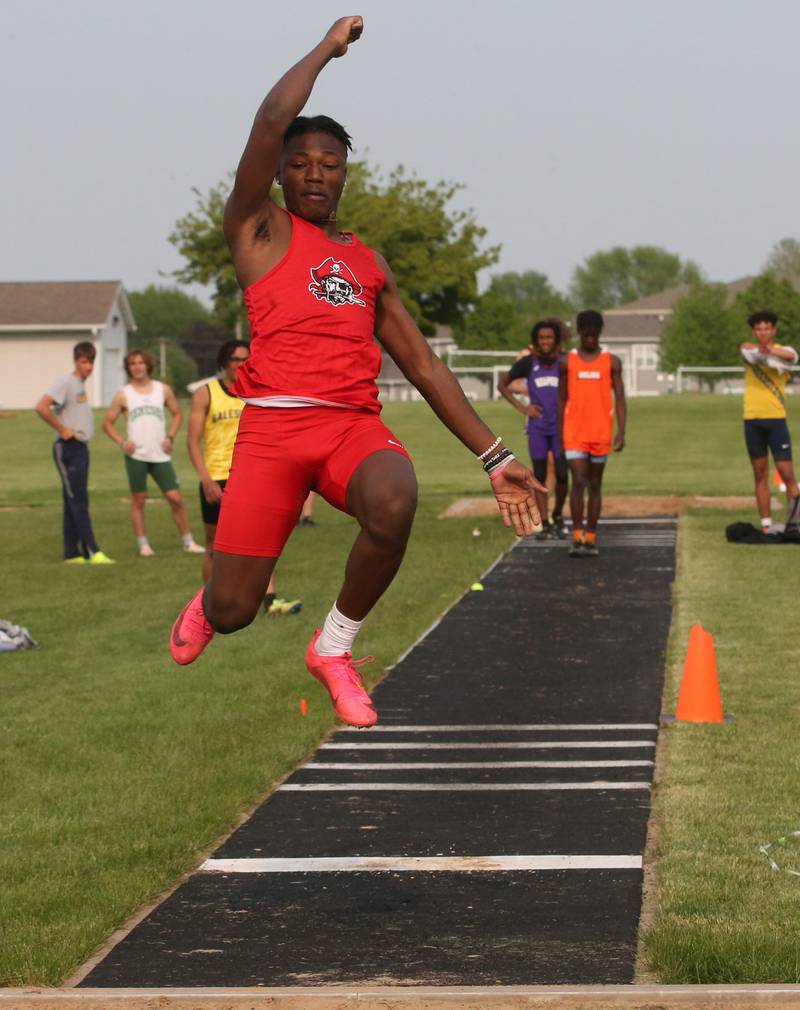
[81,517,676,987]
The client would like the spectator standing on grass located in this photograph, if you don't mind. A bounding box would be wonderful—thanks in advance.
[102,349,205,557]
[186,340,301,615]
[498,319,569,540]
[558,310,626,558]
[741,310,800,534]
[34,341,115,564]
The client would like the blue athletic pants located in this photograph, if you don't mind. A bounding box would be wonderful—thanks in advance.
[52,438,100,559]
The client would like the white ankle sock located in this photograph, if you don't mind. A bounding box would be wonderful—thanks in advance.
[316,602,364,656]
[136,536,149,549]
[181,532,195,548]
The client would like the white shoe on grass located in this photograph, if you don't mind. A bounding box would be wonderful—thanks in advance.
[139,544,155,557]
[183,541,205,554]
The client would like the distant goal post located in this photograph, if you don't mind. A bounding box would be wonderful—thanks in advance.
[675,365,800,394]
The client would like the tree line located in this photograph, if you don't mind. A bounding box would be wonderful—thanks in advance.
[129,163,800,388]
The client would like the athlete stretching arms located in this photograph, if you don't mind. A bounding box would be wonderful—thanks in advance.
[169,16,544,726]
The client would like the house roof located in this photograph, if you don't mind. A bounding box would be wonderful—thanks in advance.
[602,314,666,340]
[606,276,755,315]
[0,281,136,331]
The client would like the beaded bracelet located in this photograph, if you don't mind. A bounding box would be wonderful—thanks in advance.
[477,435,502,461]
[485,450,515,476]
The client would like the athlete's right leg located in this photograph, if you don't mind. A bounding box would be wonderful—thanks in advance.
[750,456,770,524]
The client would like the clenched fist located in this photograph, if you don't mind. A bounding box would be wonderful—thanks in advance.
[324,16,363,57]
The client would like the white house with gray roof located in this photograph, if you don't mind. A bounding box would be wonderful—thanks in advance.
[0,281,136,409]
[601,276,755,395]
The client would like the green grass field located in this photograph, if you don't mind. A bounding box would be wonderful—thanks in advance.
[2,396,800,985]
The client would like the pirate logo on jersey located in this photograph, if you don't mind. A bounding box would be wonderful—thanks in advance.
[308,257,367,308]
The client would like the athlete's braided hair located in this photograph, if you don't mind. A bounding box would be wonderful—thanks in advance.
[284,115,353,153]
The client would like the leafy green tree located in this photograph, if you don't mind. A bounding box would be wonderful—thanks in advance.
[127,285,207,392]
[659,283,744,386]
[338,162,499,335]
[762,239,800,281]
[461,270,573,349]
[734,273,800,343]
[169,162,497,337]
[569,246,702,309]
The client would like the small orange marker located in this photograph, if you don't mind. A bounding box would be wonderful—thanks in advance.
[300,698,308,716]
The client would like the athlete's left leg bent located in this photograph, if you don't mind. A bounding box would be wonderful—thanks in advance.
[338,450,418,620]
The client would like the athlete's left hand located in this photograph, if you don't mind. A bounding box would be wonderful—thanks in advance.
[490,460,546,536]
[613,432,625,452]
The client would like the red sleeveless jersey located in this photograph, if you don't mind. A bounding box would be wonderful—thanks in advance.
[563,348,614,449]
[232,212,386,413]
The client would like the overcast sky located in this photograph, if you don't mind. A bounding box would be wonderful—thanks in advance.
[3,0,799,302]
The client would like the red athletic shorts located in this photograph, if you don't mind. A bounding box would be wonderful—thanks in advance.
[214,405,412,557]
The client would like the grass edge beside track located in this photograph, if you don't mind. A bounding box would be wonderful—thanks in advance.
[640,509,800,984]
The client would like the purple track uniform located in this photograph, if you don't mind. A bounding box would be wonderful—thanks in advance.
[506,353,564,460]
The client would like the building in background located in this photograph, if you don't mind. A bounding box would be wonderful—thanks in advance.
[601,277,754,396]
[0,281,136,408]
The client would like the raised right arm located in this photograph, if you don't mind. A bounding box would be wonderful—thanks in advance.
[223,16,363,240]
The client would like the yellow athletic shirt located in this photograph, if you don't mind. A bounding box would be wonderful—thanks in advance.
[203,379,244,480]
[743,347,790,419]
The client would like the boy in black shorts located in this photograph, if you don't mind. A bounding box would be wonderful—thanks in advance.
[741,310,800,533]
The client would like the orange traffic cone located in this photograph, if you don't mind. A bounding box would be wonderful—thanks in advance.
[674,623,724,723]
[773,470,787,493]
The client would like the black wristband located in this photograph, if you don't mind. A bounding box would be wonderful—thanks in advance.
[483,447,513,474]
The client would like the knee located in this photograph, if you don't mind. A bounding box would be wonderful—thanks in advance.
[206,589,260,635]
[165,491,183,509]
[362,489,417,548]
[131,493,147,508]
[571,472,588,492]
[588,477,602,493]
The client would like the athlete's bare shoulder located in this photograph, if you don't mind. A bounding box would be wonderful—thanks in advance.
[371,249,392,285]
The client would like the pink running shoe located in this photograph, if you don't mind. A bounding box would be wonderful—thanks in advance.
[305,629,377,728]
[170,587,214,665]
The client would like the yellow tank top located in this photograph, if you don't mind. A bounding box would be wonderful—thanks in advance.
[743,348,790,419]
[203,379,244,480]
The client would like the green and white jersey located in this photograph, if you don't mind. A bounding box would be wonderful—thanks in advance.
[123,381,170,462]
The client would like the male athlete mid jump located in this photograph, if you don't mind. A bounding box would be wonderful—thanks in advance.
[169,16,544,727]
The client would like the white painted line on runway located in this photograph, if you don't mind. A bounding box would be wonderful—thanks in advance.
[306,760,654,770]
[279,781,649,792]
[335,723,659,733]
[321,740,656,750]
[200,854,643,873]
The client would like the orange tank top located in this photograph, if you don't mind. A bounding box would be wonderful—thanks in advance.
[563,349,614,448]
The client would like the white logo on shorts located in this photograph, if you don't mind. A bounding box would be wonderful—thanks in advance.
[387,439,403,447]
